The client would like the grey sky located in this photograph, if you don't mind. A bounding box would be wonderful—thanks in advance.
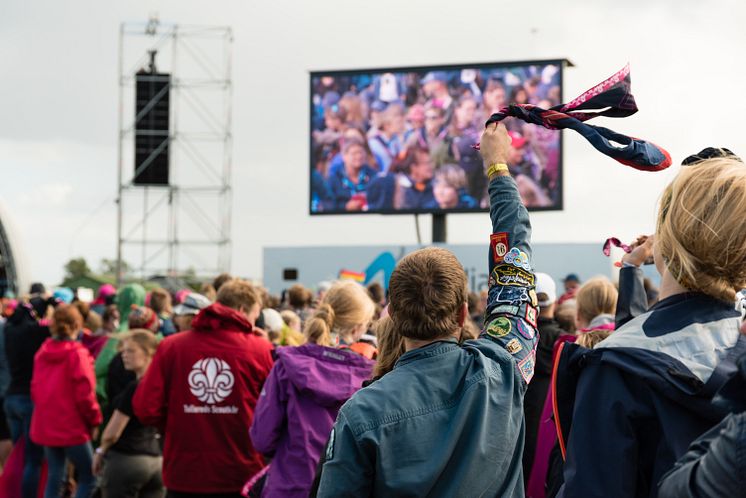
[1,0,744,288]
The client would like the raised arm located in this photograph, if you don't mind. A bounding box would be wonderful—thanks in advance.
[479,123,539,385]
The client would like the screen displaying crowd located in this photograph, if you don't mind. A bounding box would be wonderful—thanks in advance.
[310,61,563,214]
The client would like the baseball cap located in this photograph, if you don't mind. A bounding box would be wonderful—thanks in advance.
[563,273,580,283]
[173,292,211,316]
[534,273,557,307]
[261,308,285,334]
[422,71,448,85]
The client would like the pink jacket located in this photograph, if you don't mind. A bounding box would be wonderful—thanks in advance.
[30,339,102,447]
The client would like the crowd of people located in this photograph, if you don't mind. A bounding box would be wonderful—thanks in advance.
[0,127,744,497]
[311,64,562,213]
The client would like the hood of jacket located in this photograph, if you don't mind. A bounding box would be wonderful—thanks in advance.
[191,302,253,334]
[36,338,83,365]
[116,284,146,331]
[276,343,374,407]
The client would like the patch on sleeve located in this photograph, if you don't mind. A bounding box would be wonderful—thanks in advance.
[491,304,520,316]
[516,318,535,340]
[325,427,336,461]
[491,265,535,288]
[485,316,512,338]
[518,353,535,383]
[490,232,509,264]
[505,338,523,355]
[524,305,538,328]
[503,247,531,271]
[529,289,538,307]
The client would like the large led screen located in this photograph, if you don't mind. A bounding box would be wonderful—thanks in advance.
[310,60,563,214]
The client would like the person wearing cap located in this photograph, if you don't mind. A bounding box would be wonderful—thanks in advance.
[172,292,211,332]
[90,283,117,316]
[522,272,564,483]
[557,273,581,305]
[262,308,304,347]
[422,71,453,118]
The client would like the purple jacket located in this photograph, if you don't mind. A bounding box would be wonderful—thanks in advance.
[250,343,374,498]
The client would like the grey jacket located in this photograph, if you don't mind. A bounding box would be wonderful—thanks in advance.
[316,175,540,497]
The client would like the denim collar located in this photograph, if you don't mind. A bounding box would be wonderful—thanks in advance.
[395,339,460,368]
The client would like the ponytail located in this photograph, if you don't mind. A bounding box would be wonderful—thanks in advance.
[304,303,335,347]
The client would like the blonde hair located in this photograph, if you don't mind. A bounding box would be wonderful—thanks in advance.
[657,157,746,302]
[576,329,611,348]
[576,277,617,325]
[304,281,375,347]
[119,329,159,357]
[372,316,405,378]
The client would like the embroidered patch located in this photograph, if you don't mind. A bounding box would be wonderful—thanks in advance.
[491,265,535,288]
[490,232,509,264]
[518,354,535,383]
[529,289,538,307]
[486,316,512,338]
[488,285,531,306]
[325,428,335,460]
[524,305,538,328]
[503,247,531,271]
[516,318,535,340]
[506,338,522,355]
[491,304,520,316]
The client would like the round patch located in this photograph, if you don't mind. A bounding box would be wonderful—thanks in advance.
[486,316,512,338]
[516,319,535,340]
[496,242,507,257]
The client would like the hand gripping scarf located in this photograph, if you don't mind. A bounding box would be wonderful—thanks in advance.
[476,64,672,172]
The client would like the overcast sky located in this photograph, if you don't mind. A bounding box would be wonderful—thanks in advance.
[1,0,744,289]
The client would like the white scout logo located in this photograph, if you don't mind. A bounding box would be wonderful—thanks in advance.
[188,358,235,404]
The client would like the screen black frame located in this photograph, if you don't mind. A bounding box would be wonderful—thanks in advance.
[309,58,566,216]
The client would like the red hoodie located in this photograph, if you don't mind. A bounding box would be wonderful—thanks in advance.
[30,338,102,447]
[133,302,274,493]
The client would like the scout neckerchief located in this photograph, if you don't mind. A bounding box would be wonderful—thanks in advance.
[476,64,672,172]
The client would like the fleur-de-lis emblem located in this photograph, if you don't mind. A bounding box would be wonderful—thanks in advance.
[188,358,235,404]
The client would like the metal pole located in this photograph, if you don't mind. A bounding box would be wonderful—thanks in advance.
[221,27,234,272]
[432,213,447,243]
[116,23,125,286]
[169,25,178,275]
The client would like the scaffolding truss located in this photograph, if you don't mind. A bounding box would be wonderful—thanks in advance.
[116,19,233,284]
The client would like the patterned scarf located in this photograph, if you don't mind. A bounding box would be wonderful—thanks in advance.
[478,64,672,172]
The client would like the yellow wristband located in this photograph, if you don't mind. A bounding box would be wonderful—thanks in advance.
[486,163,509,177]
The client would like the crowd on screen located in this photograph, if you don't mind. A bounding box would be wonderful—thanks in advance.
[311,65,562,213]
[0,129,745,498]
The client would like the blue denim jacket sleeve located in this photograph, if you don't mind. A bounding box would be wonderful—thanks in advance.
[316,410,374,497]
[480,175,539,385]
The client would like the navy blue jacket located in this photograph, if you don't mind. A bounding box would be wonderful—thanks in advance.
[326,165,378,211]
[555,293,742,498]
[657,353,746,497]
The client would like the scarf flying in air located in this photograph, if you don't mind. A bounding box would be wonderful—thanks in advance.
[482,64,672,172]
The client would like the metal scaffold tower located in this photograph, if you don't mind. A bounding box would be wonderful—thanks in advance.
[116,17,233,284]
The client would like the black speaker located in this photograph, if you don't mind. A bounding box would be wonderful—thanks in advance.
[134,69,170,185]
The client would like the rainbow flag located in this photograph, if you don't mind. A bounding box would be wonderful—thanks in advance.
[338,269,365,283]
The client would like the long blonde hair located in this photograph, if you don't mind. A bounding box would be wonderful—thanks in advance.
[576,277,617,325]
[304,281,375,347]
[657,156,746,302]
